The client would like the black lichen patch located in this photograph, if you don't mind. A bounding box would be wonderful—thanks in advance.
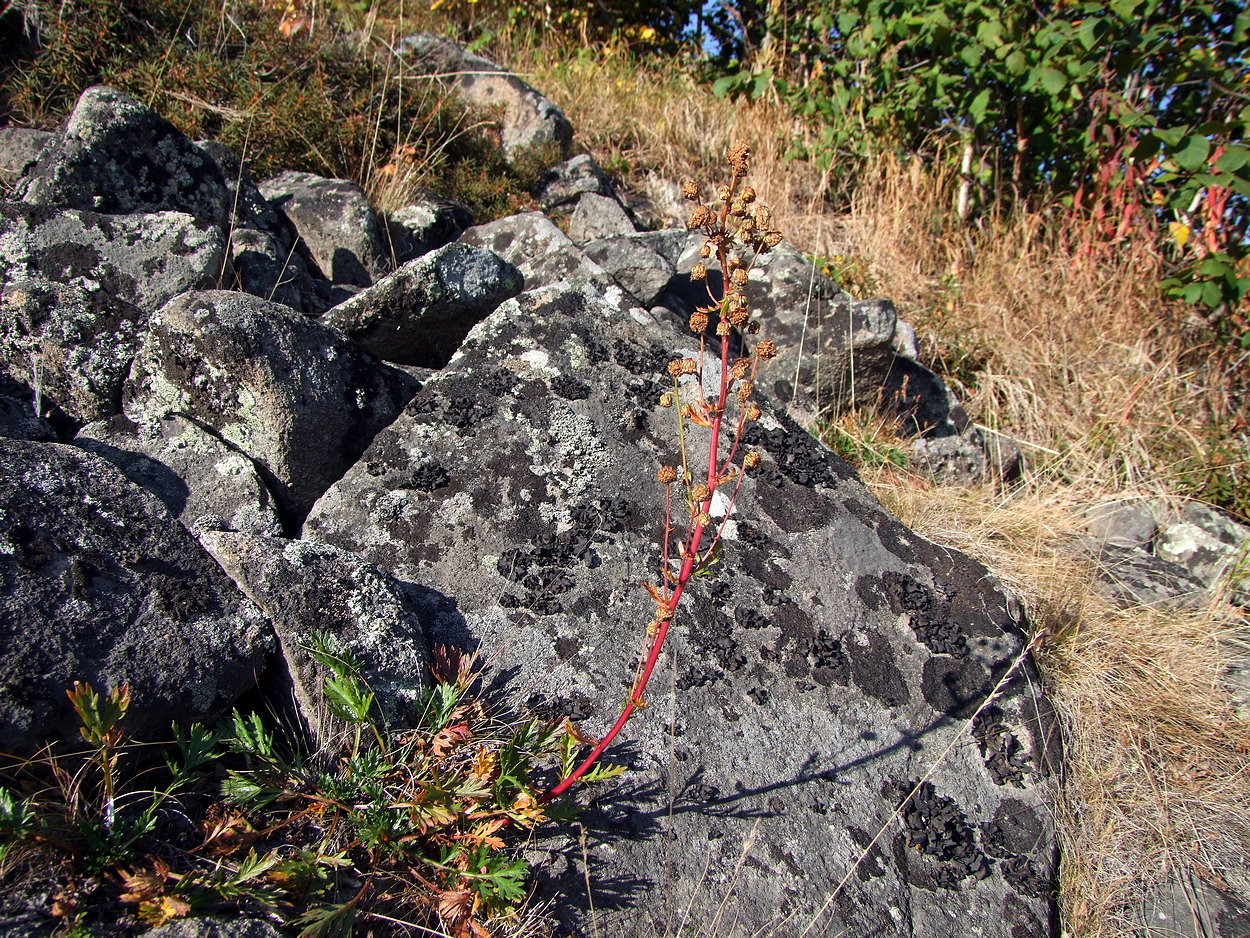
[686,606,748,674]
[527,691,595,722]
[550,374,591,401]
[848,629,909,707]
[494,498,627,615]
[741,415,855,490]
[973,707,1034,787]
[9,525,57,572]
[399,462,451,493]
[922,656,992,719]
[894,779,989,889]
[879,571,967,658]
[802,628,851,687]
[734,605,770,631]
[848,826,889,880]
[37,241,103,282]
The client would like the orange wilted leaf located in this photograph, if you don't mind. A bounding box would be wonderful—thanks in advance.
[565,721,600,747]
[437,887,475,924]
[138,895,191,927]
[430,723,472,758]
[199,809,257,856]
[469,747,497,781]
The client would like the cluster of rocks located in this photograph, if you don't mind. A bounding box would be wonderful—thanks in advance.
[0,39,1065,938]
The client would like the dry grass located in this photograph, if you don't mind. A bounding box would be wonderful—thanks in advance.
[874,475,1250,937]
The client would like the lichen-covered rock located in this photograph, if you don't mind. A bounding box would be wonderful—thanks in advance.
[195,140,288,239]
[397,33,573,158]
[0,201,226,313]
[321,242,523,367]
[460,211,611,291]
[1085,500,1158,550]
[75,413,283,537]
[226,226,318,312]
[124,290,419,524]
[384,191,474,265]
[0,437,270,754]
[259,170,387,287]
[0,127,53,193]
[1082,539,1209,609]
[582,234,674,307]
[911,430,989,485]
[15,86,230,225]
[0,276,145,424]
[199,532,430,748]
[304,282,1058,938]
[1157,503,1250,592]
[535,154,617,210]
[568,192,637,244]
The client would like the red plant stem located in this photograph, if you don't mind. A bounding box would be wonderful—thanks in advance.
[541,311,736,805]
[541,177,752,805]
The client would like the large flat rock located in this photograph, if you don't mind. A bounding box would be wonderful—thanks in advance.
[303,281,1059,937]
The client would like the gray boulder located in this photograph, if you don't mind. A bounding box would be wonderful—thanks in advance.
[321,242,523,367]
[259,170,387,287]
[383,191,474,265]
[582,233,675,307]
[656,238,954,433]
[911,430,988,485]
[124,290,419,524]
[0,276,145,424]
[568,192,637,244]
[397,33,573,159]
[144,917,287,938]
[1082,540,1209,609]
[0,437,270,754]
[199,532,430,749]
[0,200,227,313]
[225,225,318,312]
[1085,500,1157,550]
[535,154,617,210]
[0,127,53,193]
[304,282,1057,938]
[460,211,612,291]
[75,413,283,537]
[15,86,230,225]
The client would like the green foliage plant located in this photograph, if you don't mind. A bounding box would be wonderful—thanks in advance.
[710,0,1249,324]
[0,641,596,936]
[542,141,784,801]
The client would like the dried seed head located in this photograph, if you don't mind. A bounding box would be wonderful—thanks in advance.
[694,511,712,526]
[738,218,756,240]
[730,198,749,217]
[716,320,732,336]
[691,483,712,503]
[752,205,771,227]
[726,140,750,177]
[688,205,714,229]
[764,230,783,248]
[747,320,761,334]
[655,603,674,621]
[681,181,699,201]
[728,305,750,328]
[699,242,712,259]
[659,392,675,408]
[736,380,754,401]
[689,311,709,333]
[667,358,699,377]
[746,403,762,420]
[717,183,732,202]
[731,268,749,286]
[690,263,708,281]
[730,357,751,380]
[657,465,678,484]
[743,451,761,469]
[755,340,778,361]
[727,254,742,269]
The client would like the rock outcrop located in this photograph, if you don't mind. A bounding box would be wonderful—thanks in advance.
[0,59,1093,938]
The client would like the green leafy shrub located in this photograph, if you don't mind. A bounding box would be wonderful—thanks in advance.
[0,639,598,936]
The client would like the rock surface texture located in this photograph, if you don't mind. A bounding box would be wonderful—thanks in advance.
[303,284,1061,937]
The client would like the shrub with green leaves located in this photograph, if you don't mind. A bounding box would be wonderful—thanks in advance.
[0,638,602,936]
